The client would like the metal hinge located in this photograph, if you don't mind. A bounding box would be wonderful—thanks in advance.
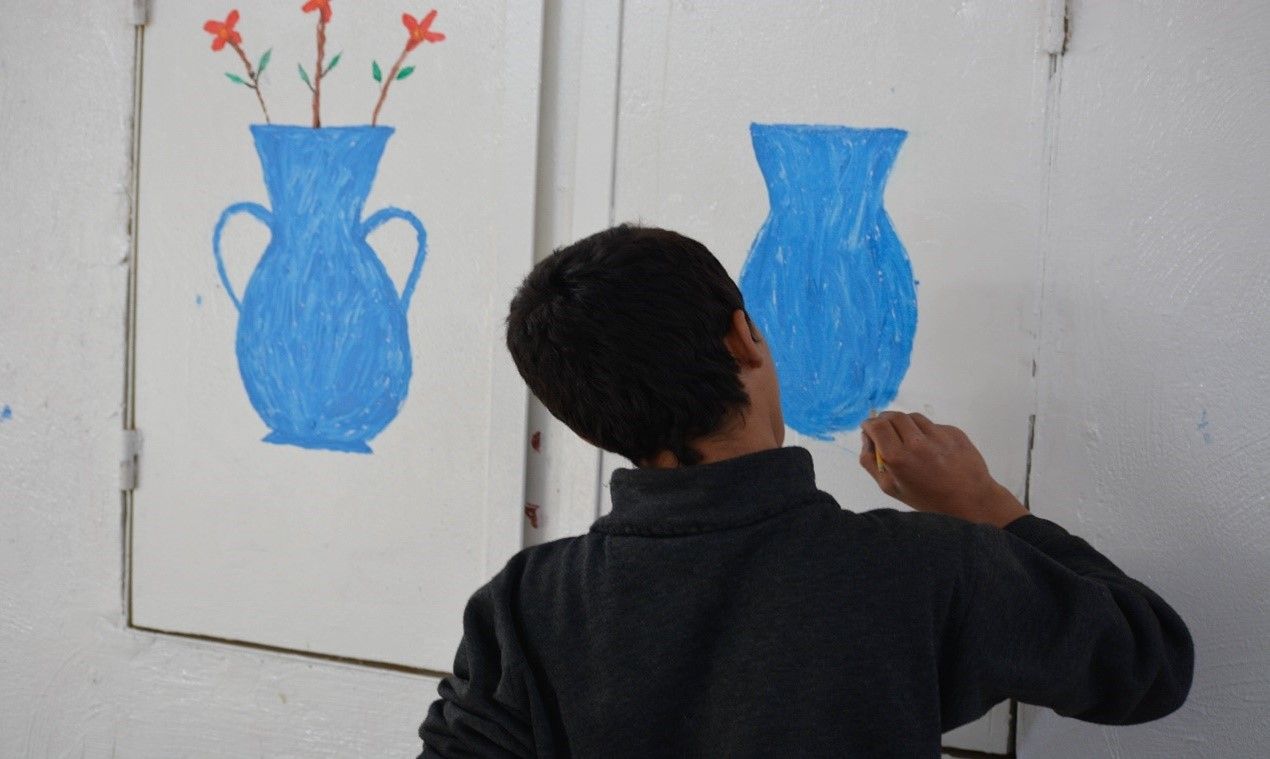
[121,428,143,491]
[1043,0,1069,55]
[132,0,150,27]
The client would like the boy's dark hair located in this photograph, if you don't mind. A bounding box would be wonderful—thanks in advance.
[506,224,750,465]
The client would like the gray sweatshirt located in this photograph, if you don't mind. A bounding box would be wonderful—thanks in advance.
[420,446,1193,758]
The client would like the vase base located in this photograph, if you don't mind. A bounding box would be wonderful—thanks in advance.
[262,431,373,454]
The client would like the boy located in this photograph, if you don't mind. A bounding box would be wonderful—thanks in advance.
[419,225,1193,758]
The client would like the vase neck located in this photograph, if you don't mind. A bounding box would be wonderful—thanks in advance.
[750,124,906,217]
[250,125,393,227]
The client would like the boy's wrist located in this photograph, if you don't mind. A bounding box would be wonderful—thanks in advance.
[975,483,1028,528]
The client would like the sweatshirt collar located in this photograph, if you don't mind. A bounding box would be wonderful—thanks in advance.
[591,446,822,536]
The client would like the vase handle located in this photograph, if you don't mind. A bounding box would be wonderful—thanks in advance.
[361,207,428,311]
[212,201,273,311]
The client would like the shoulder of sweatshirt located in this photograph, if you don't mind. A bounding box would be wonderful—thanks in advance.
[848,506,1069,555]
[843,505,983,560]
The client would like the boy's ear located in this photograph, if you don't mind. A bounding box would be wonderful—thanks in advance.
[723,309,764,368]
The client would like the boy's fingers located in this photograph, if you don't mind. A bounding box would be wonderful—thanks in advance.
[861,416,902,458]
[885,412,925,443]
[858,433,895,491]
[859,432,875,472]
[910,413,938,435]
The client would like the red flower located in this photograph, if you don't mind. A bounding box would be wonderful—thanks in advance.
[402,9,445,51]
[302,0,332,23]
[203,10,243,52]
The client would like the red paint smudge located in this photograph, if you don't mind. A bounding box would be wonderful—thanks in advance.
[530,431,542,452]
[524,502,540,529]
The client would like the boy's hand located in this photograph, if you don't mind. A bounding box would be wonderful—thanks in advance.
[859,412,1028,528]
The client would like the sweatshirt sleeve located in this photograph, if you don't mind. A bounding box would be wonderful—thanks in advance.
[940,514,1194,728]
[418,579,535,759]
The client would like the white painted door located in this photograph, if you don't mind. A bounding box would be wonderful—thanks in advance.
[599,1,1054,752]
[131,0,541,671]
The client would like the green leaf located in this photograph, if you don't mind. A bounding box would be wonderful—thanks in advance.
[372,60,382,83]
[257,48,272,76]
[298,63,313,89]
[396,65,416,81]
[224,72,247,86]
[323,52,342,76]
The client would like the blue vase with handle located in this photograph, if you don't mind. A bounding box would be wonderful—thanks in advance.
[739,123,917,440]
[212,125,427,453]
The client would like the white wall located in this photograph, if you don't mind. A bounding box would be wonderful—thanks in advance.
[1020,1,1270,756]
[0,2,439,757]
[2,1,1268,757]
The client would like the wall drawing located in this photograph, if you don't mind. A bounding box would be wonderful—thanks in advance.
[203,4,445,453]
[740,124,918,439]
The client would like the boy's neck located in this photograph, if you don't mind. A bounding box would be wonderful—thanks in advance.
[642,425,783,469]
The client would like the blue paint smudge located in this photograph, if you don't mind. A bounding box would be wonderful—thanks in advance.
[195,294,203,306]
[0,405,11,422]
[212,125,428,453]
[1197,409,1212,445]
[740,123,917,439]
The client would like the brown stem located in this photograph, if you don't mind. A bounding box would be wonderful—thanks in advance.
[231,42,271,124]
[371,47,409,126]
[313,19,327,128]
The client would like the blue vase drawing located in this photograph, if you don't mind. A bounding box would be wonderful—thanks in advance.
[739,123,917,440]
[212,125,427,453]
